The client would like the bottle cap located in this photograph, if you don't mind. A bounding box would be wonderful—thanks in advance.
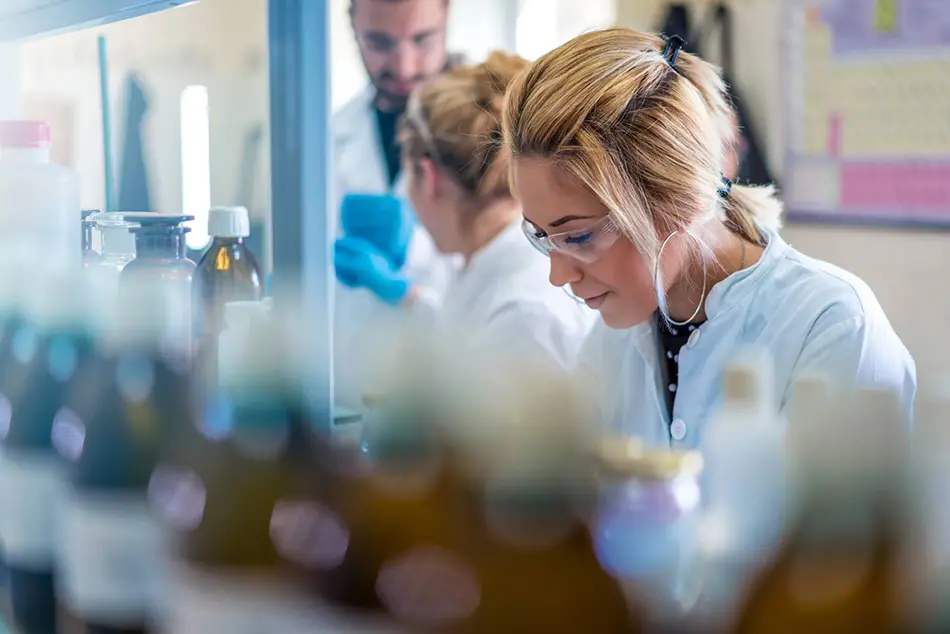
[0,121,51,149]
[208,206,251,238]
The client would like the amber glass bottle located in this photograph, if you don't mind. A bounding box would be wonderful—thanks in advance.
[155,316,327,633]
[730,384,911,634]
[194,206,262,385]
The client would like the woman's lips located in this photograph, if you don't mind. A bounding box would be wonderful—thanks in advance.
[585,292,609,309]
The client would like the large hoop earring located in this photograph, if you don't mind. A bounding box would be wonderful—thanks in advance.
[654,230,708,327]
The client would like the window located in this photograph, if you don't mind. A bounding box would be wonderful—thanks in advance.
[180,85,211,250]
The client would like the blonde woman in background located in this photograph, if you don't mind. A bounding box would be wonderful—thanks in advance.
[501,29,915,446]
[335,51,594,371]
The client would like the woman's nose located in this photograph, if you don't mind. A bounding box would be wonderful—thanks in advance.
[549,252,582,289]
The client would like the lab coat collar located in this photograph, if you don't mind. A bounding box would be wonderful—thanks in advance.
[626,225,789,362]
[704,225,789,321]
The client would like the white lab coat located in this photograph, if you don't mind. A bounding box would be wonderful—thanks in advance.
[579,226,916,449]
[412,219,596,372]
[331,87,456,408]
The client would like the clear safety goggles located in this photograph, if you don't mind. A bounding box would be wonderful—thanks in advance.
[521,215,622,264]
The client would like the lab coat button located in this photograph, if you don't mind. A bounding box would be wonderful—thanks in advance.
[687,329,701,348]
[670,418,687,441]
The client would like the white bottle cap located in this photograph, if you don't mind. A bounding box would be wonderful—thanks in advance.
[207,206,251,238]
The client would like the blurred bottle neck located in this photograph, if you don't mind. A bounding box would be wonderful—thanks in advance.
[135,232,186,259]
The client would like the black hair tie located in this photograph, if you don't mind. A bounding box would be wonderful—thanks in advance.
[663,35,687,68]
[718,174,733,198]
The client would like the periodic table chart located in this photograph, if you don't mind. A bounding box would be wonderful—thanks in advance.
[783,0,950,226]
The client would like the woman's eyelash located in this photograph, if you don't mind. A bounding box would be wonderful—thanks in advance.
[565,233,593,245]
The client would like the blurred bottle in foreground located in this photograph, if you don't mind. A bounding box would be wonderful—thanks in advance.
[908,382,950,634]
[691,350,784,631]
[461,373,644,634]
[593,439,703,627]
[0,270,97,634]
[730,381,912,634]
[54,283,196,634]
[156,313,329,633]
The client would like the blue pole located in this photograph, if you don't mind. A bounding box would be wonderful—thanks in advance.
[268,0,333,433]
[97,35,115,213]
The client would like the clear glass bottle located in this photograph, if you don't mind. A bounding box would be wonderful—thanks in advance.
[53,281,197,634]
[81,210,99,269]
[119,215,196,363]
[194,206,263,385]
[0,270,98,634]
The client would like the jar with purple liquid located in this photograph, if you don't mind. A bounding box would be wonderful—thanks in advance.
[592,439,704,620]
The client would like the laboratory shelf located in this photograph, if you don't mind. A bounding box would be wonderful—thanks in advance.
[0,0,194,41]
[0,0,336,429]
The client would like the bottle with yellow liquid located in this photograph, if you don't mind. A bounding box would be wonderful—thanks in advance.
[155,312,331,634]
[444,365,645,634]
[729,381,912,634]
[271,337,472,632]
[53,282,196,634]
[194,206,263,385]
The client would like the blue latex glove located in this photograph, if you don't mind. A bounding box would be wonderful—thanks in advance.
[334,236,410,306]
[340,193,415,270]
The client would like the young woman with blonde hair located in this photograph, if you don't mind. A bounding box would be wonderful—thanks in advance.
[335,51,593,371]
[502,29,914,445]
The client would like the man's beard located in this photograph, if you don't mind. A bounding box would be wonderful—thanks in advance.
[372,86,412,113]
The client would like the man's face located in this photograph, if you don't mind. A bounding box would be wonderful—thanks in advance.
[351,0,449,111]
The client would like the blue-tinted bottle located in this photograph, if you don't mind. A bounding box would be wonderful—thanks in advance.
[53,282,197,634]
[0,270,100,634]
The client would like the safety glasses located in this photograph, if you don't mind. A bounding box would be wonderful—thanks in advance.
[521,215,622,264]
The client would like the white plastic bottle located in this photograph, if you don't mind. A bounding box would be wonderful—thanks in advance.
[693,348,785,623]
[0,121,80,267]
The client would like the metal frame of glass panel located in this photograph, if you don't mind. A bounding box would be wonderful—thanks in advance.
[0,0,194,40]
[268,0,333,434]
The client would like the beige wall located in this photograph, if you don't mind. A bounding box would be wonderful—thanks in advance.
[618,0,949,385]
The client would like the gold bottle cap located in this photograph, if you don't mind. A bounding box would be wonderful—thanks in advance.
[594,436,703,480]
